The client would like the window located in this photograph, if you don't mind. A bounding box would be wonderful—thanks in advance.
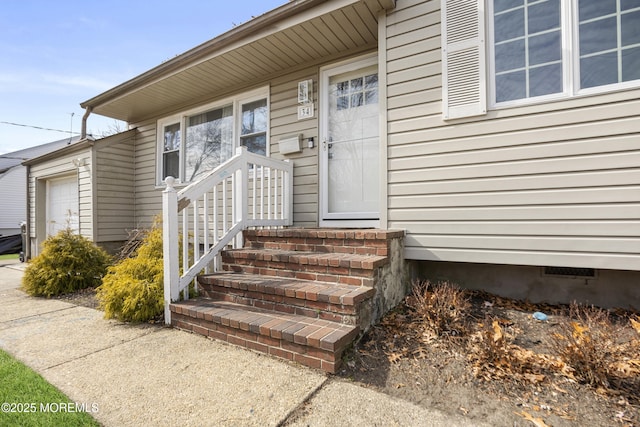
[240,98,267,156]
[185,105,233,182]
[162,123,180,181]
[334,73,378,111]
[157,88,269,184]
[489,0,640,106]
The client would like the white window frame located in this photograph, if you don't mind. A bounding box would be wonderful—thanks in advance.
[487,0,640,110]
[156,86,269,187]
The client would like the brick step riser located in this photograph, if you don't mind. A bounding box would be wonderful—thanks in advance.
[171,312,344,373]
[199,286,360,325]
[245,238,389,257]
[221,264,375,287]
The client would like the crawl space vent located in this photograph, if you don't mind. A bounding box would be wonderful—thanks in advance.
[544,267,596,278]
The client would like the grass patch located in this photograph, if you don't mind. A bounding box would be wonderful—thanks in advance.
[0,253,19,260]
[0,349,99,426]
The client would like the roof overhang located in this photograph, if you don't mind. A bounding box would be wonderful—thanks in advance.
[24,129,136,166]
[81,0,395,123]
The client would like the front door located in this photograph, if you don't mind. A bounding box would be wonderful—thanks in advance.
[320,55,379,224]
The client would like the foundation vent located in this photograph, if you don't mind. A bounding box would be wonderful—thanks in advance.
[543,266,596,278]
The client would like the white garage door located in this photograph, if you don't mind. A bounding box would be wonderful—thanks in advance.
[46,175,79,236]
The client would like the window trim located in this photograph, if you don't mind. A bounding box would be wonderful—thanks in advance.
[487,0,640,111]
[156,86,269,187]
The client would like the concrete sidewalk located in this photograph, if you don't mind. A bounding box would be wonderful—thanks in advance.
[0,260,487,426]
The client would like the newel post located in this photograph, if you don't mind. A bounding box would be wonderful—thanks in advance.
[163,176,179,325]
[234,147,248,248]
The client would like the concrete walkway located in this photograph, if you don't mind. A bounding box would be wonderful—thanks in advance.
[0,260,487,426]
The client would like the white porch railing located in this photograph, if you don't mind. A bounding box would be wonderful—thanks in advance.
[162,147,293,324]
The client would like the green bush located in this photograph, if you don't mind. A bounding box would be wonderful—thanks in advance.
[22,229,111,297]
[97,220,165,322]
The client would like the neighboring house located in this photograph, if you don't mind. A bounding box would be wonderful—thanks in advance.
[28,0,639,309]
[0,137,80,237]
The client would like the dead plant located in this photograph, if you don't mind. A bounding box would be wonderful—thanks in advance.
[114,227,150,262]
[469,317,570,385]
[406,280,471,339]
[551,302,634,391]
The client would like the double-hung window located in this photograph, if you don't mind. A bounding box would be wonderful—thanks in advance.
[489,0,640,106]
[441,0,640,118]
[158,88,269,185]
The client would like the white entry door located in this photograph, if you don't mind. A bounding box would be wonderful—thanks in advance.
[46,175,79,236]
[320,56,379,223]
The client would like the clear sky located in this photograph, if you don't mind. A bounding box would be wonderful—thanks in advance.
[0,0,286,154]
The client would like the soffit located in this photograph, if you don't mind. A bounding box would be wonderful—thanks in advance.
[84,0,392,123]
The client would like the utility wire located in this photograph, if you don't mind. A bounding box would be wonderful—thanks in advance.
[0,121,81,135]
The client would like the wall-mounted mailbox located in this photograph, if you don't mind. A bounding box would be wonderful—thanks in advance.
[278,134,302,155]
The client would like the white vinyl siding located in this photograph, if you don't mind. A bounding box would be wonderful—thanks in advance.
[95,134,135,242]
[386,0,640,271]
[270,67,320,227]
[0,166,26,235]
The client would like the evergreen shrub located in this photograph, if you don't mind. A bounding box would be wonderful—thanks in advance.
[97,219,165,322]
[22,229,111,297]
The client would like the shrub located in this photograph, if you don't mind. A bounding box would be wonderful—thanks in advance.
[22,229,111,297]
[406,280,471,338]
[97,219,165,322]
[551,302,618,388]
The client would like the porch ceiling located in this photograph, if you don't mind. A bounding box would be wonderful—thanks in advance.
[82,0,394,123]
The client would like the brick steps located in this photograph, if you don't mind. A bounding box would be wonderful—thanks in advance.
[198,273,375,325]
[222,249,386,287]
[170,228,404,373]
[170,299,357,373]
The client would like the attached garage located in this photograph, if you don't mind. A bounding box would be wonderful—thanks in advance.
[25,130,136,258]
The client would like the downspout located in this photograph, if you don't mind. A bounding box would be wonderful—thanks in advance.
[24,164,31,261]
[80,106,93,139]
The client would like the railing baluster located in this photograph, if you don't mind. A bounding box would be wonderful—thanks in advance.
[267,167,272,220]
[182,207,189,300]
[163,148,294,325]
[260,165,264,220]
[203,191,209,275]
[252,163,256,221]
[222,177,227,236]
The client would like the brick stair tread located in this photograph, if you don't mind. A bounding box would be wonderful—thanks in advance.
[245,228,404,240]
[222,248,387,270]
[170,299,358,352]
[198,272,375,305]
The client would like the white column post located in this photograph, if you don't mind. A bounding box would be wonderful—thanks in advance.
[162,176,179,325]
